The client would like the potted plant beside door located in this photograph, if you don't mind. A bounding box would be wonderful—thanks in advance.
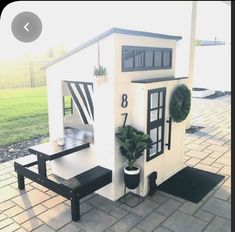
[116,125,152,189]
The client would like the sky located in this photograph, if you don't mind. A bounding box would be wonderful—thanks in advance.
[0,1,231,60]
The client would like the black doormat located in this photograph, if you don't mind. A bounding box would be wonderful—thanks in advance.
[158,167,225,203]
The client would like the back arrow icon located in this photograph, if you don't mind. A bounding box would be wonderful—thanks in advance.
[24,22,29,32]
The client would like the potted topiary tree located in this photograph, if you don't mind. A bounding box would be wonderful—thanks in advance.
[116,125,152,189]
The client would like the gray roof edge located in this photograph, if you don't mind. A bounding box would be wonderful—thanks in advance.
[44,27,182,69]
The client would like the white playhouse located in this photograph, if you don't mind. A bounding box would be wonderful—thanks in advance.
[45,27,188,201]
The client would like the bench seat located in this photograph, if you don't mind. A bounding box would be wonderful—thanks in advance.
[14,155,112,221]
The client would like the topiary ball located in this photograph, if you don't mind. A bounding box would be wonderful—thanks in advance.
[170,84,191,122]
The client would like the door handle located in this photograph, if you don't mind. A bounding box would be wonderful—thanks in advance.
[165,117,172,150]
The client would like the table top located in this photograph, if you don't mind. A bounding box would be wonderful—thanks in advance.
[28,136,90,161]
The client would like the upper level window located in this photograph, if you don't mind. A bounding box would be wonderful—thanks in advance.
[122,46,172,72]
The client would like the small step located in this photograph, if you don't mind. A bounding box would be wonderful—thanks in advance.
[14,155,37,167]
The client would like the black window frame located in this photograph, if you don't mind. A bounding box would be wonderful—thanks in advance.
[63,96,74,116]
[122,46,172,72]
[146,87,166,161]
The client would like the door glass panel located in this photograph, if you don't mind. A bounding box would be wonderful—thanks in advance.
[150,144,156,156]
[147,88,166,161]
[150,129,157,143]
[151,93,158,109]
[150,110,158,122]
[159,92,163,106]
[158,126,162,140]
[158,141,162,152]
[158,108,162,119]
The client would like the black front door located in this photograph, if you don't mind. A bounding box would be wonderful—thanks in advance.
[147,88,166,161]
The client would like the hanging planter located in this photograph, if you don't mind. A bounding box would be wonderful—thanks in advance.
[93,65,107,78]
[93,39,107,79]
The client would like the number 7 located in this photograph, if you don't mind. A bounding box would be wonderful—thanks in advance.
[121,113,128,127]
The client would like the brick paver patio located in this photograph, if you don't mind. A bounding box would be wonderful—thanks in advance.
[0,95,231,232]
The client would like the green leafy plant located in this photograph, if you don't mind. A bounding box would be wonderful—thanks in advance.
[93,65,106,77]
[116,125,152,170]
[170,84,191,122]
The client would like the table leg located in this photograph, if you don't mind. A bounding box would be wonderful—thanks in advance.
[37,155,47,176]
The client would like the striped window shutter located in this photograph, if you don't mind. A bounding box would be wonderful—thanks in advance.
[66,81,94,124]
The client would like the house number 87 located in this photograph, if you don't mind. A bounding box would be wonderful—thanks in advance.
[121,94,128,108]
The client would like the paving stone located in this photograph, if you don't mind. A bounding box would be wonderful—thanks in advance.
[33,224,55,232]
[13,204,47,224]
[213,186,231,201]
[129,227,143,232]
[57,222,82,232]
[30,182,50,192]
[0,218,14,230]
[216,156,230,166]
[42,195,66,208]
[80,193,96,203]
[21,217,44,231]
[136,211,166,232]
[195,163,219,173]
[120,198,158,217]
[162,211,207,232]
[200,157,216,165]
[211,163,224,169]
[223,177,231,188]
[207,151,223,159]
[147,191,169,205]
[76,208,117,232]
[0,177,16,188]
[0,167,14,176]
[0,186,19,203]
[87,194,119,213]
[109,207,128,219]
[207,144,230,154]
[156,199,182,217]
[202,197,231,219]
[11,189,50,210]
[218,166,230,175]
[109,213,141,232]
[185,150,209,159]
[0,200,15,212]
[46,190,57,197]
[185,157,201,166]
[0,173,13,181]
[0,214,7,221]
[186,143,206,151]
[194,209,214,222]
[37,203,71,230]
[159,192,185,203]
[80,202,93,215]
[2,222,21,231]
[153,227,172,232]
[204,216,231,232]
[179,201,203,215]
[4,205,24,217]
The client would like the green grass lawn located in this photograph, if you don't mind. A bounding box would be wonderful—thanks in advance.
[0,87,49,146]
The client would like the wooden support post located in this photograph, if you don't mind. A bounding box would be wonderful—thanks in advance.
[17,173,25,190]
[71,196,80,221]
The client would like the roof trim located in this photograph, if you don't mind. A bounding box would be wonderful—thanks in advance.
[131,76,188,84]
[44,27,182,68]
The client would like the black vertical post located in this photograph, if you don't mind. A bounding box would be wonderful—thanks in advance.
[37,155,47,176]
[17,173,25,190]
[71,196,80,221]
